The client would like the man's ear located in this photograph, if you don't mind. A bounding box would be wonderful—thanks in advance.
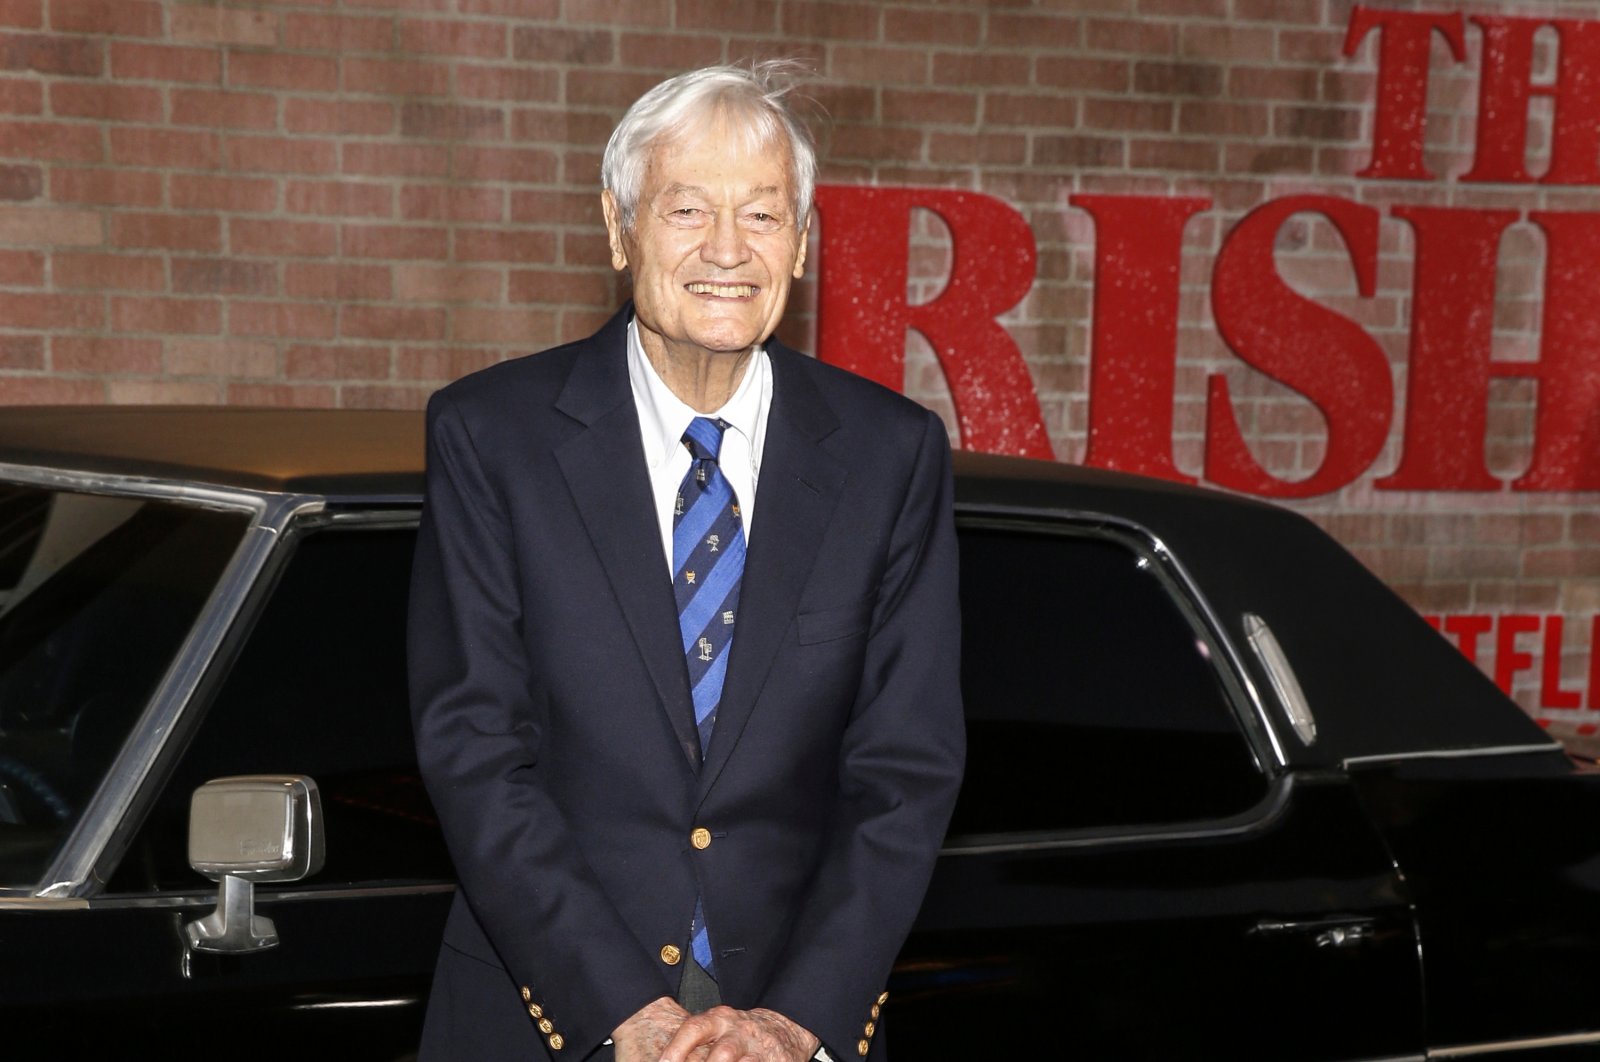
[792,215,811,280]
[601,190,629,272]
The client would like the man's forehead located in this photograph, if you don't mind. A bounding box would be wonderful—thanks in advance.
[655,181,786,201]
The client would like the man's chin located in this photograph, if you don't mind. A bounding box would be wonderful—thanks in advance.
[684,323,770,358]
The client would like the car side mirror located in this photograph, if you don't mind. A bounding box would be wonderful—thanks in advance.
[183,775,324,956]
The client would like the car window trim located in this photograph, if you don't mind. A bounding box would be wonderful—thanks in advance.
[307,508,422,531]
[98,507,430,900]
[0,895,87,909]
[21,491,1289,894]
[940,769,1313,857]
[0,879,455,911]
[104,508,438,902]
[0,466,328,900]
[1431,1029,1600,1057]
[81,880,457,910]
[1341,744,1559,769]
[956,506,1289,773]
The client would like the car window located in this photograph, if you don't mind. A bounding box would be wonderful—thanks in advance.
[948,523,1267,838]
[0,487,246,889]
[109,525,452,894]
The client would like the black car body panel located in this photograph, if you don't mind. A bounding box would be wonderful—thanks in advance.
[901,774,1424,1059]
[0,408,1586,1060]
[1349,751,1600,1055]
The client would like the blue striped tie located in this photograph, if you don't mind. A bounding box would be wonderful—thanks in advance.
[673,416,744,980]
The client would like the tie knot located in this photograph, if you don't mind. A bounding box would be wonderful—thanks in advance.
[682,417,727,462]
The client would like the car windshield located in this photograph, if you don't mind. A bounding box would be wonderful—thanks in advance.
[0,484,248,890]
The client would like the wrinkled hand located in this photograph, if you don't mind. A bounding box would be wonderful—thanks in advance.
[613,997,700,1062]
[659,1005,820,1062]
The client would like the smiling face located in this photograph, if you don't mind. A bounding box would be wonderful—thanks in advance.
[603,110,809,368]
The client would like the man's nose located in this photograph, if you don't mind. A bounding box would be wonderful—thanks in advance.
[700,211,751,268]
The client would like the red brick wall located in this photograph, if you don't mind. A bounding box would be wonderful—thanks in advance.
[0,0,1597,738]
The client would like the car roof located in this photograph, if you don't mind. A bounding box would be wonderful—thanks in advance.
[0,405,1260,507]
[0,405,1551,767]
[0,406,427,496]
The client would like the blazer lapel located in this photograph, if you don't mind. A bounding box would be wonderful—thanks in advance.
[698,344,847,796]
[554,309,702,769]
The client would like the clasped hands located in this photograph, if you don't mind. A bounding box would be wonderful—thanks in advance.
[614,996,820,1062]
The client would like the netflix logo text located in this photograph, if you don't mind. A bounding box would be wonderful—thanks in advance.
[1428,613,1600,723]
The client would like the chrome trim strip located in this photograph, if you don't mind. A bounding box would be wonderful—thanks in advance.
[322,493,423,509]
[1148,531,1288,769]
[1342,743,1560,769]
[319,509,420,528]
[80,882,456,911]
[0,896,88,910]
[289,997,422,1011]
[940,773,1296,856]
[21,471,325,898]
[1431,1030,1600,1057]
[0,462,275,511]
[955,504,1289,770]
[266,881,456,904]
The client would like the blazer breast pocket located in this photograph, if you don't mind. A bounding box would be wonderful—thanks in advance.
[796,596,875,645]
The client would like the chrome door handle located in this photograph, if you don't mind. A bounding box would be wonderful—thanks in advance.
[1251,916,1376,948]
[1313,923,1370,948]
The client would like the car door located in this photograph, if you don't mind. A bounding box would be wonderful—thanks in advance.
[886,518,1425,1061]
[5,517,452,1058]
[1350,750,1600,1059]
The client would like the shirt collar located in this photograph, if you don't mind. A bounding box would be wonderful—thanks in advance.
[627,318,765,469]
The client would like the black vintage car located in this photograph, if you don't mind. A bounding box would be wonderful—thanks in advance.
[0,407,1590,1061]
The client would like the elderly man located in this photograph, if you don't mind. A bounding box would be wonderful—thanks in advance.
[408,62,963,1062]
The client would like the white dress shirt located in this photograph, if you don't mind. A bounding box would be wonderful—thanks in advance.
[627,318,771,573]
[623,322,836,1062]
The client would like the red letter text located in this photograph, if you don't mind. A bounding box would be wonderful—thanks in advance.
[1205,196,1392,498]
[1074,194,1211,484]
[1344,5,1467,179]
[814,186,1051,459]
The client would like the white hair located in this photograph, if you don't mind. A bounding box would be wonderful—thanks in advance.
[602,60,818,231]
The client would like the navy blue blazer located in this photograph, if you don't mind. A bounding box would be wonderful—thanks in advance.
[408,306,964,1060]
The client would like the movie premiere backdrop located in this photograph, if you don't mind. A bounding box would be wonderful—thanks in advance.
[0,0,1594,740]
